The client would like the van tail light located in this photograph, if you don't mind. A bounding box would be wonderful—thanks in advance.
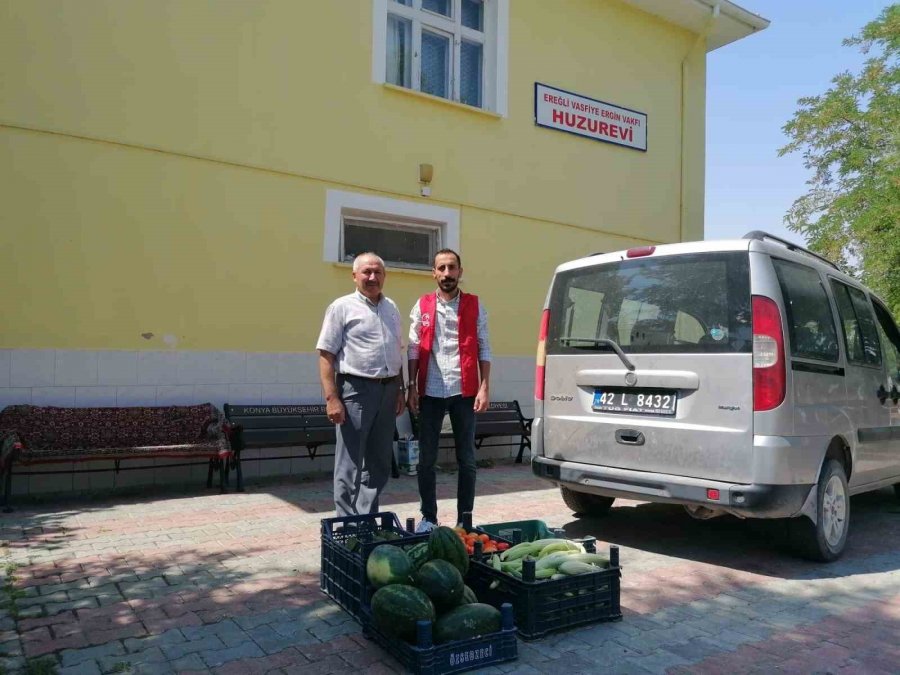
[752,295,786,411]
[535,309,550,401]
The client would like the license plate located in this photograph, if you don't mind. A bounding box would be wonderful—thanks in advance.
[592,388,677,416]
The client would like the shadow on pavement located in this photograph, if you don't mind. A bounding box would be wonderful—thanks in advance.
[561,486,900,580]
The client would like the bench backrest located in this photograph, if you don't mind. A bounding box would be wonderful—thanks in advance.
[474,401,526,436]
[0,404,219,450]
[223,401,527,449]
[223,404,335,449]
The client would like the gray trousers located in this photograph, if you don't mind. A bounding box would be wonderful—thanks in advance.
[334,374,399,516]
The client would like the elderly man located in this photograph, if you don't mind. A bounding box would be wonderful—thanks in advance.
[317,252,405,516]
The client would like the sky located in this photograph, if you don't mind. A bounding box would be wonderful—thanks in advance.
[704,0,893,244]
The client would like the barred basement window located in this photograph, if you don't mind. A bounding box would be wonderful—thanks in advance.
[324,190,460,271]
[342,215,440,270]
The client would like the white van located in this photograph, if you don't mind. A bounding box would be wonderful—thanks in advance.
[532,232,900,561]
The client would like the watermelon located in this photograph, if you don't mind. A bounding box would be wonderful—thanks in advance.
[428,526,469,576]
[416,559,464,611]
[406,541,431,571]
[366,544,413,588]
[459,585,478,605]
[434,603,502,644]
[370,584,436,642]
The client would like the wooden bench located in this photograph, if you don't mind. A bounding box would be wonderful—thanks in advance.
[223,403,400,491]
[410,400,533,463]
[0,403,232,508]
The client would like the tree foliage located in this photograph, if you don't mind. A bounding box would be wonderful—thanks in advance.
[779,5,900,316]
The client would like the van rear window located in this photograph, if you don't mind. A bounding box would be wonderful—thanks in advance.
[548,252,752,354]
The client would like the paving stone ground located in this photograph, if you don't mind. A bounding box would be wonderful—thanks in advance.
[1,459,898,674]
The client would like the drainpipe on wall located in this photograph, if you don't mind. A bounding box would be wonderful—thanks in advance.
[679,1,720,243]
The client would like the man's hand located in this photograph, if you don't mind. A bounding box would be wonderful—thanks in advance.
[474,361,491,413]
[474,386,490,413]
[395,387,406,416]
[326,398,346,425]
[407,386,419,415]
[319,350,345,425]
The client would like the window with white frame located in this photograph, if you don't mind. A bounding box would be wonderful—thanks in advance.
[374,0,508,114]
[324,190,460,271]
[343,213,440,269]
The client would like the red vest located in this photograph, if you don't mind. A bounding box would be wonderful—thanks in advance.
[416,291,480,398]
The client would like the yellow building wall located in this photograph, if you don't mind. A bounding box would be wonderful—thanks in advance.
[1,0,706,356]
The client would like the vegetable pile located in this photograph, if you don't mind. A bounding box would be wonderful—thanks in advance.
[452,526,510,555]
[488,538,609,581]
[366,525,503,644]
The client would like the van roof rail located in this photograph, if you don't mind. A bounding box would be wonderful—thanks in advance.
[742,230,840,271]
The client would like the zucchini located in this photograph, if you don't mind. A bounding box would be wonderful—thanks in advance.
[557,560,600,576]
[565,553,610,567]
[535,550,579,571]
[501,539,558,561]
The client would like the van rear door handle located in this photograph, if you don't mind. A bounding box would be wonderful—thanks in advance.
[616,429,645,446]
[575,369,699,390]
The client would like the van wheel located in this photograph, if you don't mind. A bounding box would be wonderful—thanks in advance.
[560,487,614,516]
[789,459,849,562]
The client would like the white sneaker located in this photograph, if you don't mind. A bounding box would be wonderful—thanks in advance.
[415,519,438,534]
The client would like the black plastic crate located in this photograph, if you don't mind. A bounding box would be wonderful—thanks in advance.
[320,512,427,622]
[362,602,517,675]
[466,545,622,640]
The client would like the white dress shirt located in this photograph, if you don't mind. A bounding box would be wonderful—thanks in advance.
[317,291,403,378]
